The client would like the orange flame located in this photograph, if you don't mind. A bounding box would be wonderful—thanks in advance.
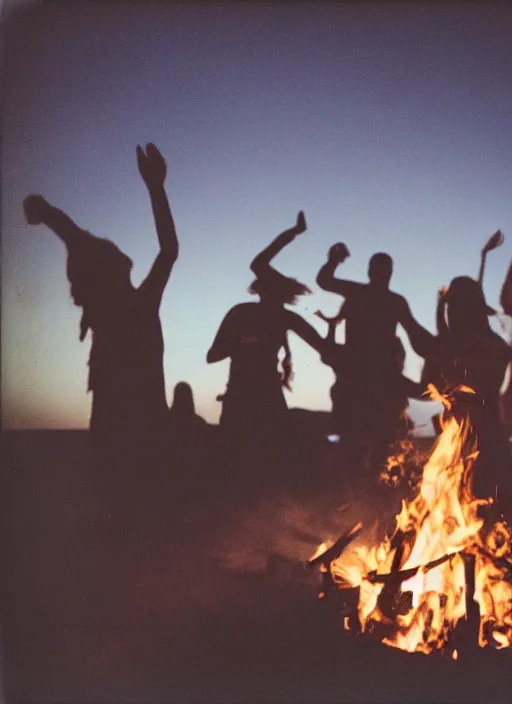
[311,388,512,655]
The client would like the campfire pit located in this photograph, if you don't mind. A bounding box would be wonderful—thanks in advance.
[309,394,512,658]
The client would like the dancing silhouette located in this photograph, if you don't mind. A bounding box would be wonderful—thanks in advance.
[316,306,421,443]
[316,244,434,473]
[422,275,512,517]
[432,230,504,434]
[207,211,327,466]
[499,256,512,435]
[23,144,178,464]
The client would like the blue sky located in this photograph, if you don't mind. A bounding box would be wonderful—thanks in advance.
[2,1,512,431]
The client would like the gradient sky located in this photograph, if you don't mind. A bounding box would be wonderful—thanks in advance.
[3,0,512,431]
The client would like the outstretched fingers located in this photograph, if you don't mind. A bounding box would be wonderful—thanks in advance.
[146,143,163,160]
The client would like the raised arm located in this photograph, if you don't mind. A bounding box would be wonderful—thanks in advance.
[250,211,306,278]
[316,243,362,297]
[436,287,449,337]
[397,297,436,360]
[137,144,179,304]
[23,195,89,246]
[478,230,503,287]
[137,144,178,260]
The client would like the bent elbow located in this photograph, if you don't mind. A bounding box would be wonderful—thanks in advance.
[316,270,329,290]
[161,245,179,265]
[250,259,260,276]
[207,347,224,364]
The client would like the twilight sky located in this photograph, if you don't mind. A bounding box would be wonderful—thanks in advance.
[2,0,512,431]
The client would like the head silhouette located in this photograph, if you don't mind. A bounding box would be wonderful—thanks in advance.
[66,236,133,304]
[66,234,133,340]
[170,381,196,416]
[368,253,393,288]
[249,269,311,306]
[446,276,490,338]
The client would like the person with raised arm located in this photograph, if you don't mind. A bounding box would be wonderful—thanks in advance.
[23,144,178,463]
[422,274,512,519]
[317,244,434,363]
[430,230,505,432]
[315,243,434,474]
[499,250,512,437]
[207,211,328,465]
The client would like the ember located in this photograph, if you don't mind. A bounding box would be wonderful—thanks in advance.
[309,388,512,657]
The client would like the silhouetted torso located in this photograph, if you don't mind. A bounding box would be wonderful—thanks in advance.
[89,285,167,442]
[429,332,509,416]
[219,301,289,430]
[422,282,512,508]
[342,285,409,372]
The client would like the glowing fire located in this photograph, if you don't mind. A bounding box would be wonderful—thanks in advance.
[310,390,512,656]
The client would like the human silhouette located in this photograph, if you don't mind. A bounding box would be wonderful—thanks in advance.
[207,211,327,467]
[500,259,512,316]
[168,382,208,443]
[432,230,504,433]
[316,245,434,473]
[165,381,211,493]
[499,256,512,435]
[422,275,512,517]
[316,306,421,443]
[23,144,178,466]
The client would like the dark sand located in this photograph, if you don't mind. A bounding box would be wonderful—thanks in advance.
[2,429,511,703]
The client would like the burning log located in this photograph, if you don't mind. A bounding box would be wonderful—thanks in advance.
[448,552,481,658]
[308,525,364,632]
[367,551,459,586]
[309,401,512,657]
[464,552,480,640]
[307,522,362,569]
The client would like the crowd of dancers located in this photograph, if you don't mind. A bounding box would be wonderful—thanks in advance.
[22,143,512,520]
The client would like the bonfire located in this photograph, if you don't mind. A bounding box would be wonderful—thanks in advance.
[309,386,512,658]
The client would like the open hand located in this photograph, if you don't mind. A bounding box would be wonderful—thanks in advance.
[294,210,307,235]
[137,143,167,188]
[23,195,49,225]
[482,229,504,255]
[328,242,350,263]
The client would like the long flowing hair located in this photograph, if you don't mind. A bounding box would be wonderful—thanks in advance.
[248,268,311,390]
[65,234,133,342]
[446,276,491,338]
[248,268,311,306]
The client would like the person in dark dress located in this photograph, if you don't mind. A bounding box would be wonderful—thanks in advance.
[207,211,327,467]
[23,144,178,468]
[421,276,512,518]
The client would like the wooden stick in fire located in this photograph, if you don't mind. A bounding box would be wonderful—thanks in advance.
[307,522,363,569]
[367,551,459,585]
